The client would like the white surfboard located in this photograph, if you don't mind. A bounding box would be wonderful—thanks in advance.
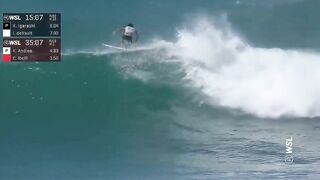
[102,43,155,54]
[102,43,127,51]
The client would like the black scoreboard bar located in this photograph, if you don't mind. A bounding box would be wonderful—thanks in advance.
[3,13,61,62]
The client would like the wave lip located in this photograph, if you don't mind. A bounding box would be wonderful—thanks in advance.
[169,17,320,118]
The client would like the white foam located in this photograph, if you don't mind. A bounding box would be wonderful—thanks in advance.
[62,47,114,56]
[169,17,320,118]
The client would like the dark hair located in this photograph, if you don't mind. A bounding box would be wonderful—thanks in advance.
[127,23,134,27]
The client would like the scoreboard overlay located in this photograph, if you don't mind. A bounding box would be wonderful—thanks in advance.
[3,13,61,62]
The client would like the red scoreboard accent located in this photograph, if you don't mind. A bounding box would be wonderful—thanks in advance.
[3,55,11,62]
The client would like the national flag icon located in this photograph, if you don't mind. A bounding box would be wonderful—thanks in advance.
[3,47,11,55]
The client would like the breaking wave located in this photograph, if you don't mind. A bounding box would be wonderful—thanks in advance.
[168,17,320,118]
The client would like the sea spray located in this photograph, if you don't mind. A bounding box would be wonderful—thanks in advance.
[170,17,320,118]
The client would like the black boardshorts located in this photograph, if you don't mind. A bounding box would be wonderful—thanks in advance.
[122,35,133,43]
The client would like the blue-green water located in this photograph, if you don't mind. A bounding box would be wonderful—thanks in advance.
[1,0,320,179]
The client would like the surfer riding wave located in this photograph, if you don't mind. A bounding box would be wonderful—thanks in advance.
[113,23,139,48]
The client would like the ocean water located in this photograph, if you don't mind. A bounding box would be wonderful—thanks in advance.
[1,0,320,179]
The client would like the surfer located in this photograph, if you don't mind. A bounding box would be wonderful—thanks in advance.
[113,23,139,48]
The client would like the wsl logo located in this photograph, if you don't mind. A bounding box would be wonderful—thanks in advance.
[3,40,21,46]
[3,15,21,21]
[284,137,293,164]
